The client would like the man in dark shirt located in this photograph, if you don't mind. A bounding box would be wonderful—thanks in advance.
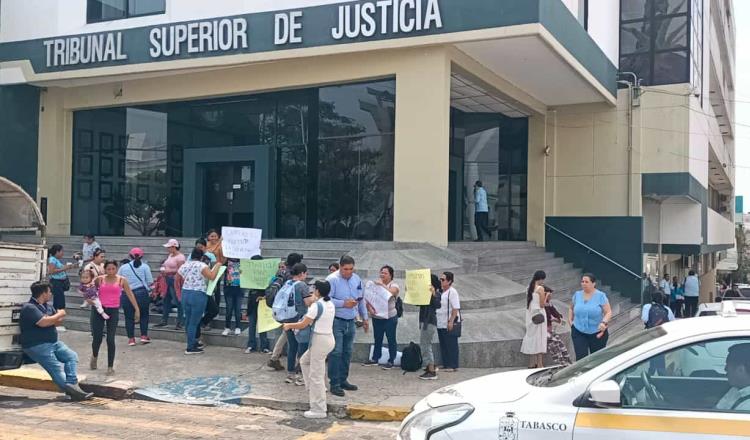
[20,281,92,401]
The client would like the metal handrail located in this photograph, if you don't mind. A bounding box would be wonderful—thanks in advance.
[545,222,642,280]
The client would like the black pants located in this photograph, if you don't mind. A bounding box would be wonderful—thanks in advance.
[571,326,608,361]
[201,284,221,328]
[91,307,119,368]
[437,328,460,369]
[50,279,67,310]
[671,299,684,318]
[474,211,490,241]
[684,296,699,318]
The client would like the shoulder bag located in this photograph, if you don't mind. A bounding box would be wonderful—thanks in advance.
[446,290,462,337]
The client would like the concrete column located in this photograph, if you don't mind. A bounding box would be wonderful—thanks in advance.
[37,88,73,235]
[393,48,451,246]
[527,114,547,246]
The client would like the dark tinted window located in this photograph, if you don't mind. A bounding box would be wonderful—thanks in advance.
[87,0,164,23]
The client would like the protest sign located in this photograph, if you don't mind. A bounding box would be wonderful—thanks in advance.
[240,258,281,290]
[257,301,281,333]
[364,280,391,319]
[404,269,432,306]
[205,266,226,297]
[221,227,262,259]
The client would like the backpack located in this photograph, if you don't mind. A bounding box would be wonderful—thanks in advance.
[401,342,423,373]
[645,303,669,329]
[395,297,404,318]
[265,275,283,308]
[272,280,300,323]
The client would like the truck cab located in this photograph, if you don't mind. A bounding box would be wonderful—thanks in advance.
[0,177,47,370]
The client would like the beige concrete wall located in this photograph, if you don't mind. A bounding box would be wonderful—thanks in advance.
[639,84,691,177]
[544,89,638,218]
[36,47,455,245]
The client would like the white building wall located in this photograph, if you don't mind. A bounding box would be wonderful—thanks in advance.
[708,208,735,245]
[643,199,702,245]
[586,0,619,65]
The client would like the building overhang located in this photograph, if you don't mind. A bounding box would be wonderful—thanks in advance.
[0,0,616,106]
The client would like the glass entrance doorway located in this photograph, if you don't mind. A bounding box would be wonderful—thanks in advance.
[201,162,254,231]
[448,110,528,241]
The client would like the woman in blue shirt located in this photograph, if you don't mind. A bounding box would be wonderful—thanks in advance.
[118,248,154,346]
[568,273,612,361]
[47,244,76,310]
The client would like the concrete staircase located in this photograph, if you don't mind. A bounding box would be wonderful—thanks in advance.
[5,235,641,368]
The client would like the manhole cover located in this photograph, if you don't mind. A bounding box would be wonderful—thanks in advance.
[135,376,251,405]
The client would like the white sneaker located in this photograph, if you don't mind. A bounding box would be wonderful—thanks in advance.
[79,301,89,308]
[234,328,241,336]
[303,411,327,419]
[221,328,231,336]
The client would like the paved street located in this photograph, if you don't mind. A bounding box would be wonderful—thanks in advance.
[0,386,400,440]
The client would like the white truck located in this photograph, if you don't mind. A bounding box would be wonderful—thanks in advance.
[0,176,47,370]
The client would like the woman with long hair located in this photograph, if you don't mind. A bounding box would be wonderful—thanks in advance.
[117,248,154,346]
[521,270,548,368]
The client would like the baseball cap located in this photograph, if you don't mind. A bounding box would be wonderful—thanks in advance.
[162,239,180,248]
[129,248,144,258]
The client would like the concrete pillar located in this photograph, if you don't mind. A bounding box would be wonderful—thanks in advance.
[527,114,547,246]
[393,48,451,246]
[37,88,73,235]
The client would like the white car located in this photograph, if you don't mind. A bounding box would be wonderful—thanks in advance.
[399,301,750,440]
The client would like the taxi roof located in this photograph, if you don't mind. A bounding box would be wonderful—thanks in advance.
[658,310,750,336]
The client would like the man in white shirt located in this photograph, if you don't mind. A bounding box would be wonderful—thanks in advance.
[473,180,490,242]
[659,274,672,299]
[683,270,701,317]
[716,343,750,412]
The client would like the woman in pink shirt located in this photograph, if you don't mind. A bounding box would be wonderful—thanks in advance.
[91,260,140,375]
[155,239,186,329]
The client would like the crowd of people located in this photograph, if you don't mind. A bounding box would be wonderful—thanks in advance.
[30,231,466,416]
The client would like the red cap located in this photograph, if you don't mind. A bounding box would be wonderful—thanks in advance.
[129,248,144,258]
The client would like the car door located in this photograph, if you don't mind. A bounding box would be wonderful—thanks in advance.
[573,336,750,439]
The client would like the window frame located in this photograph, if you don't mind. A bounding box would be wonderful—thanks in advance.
[87,0,166,24]
[607,335,750,414]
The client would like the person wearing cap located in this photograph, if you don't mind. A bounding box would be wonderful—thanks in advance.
[118,248,154,346]
[155,239,186,330]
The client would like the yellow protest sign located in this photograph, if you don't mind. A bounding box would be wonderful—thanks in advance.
[240,258,281,290]
[404,269,432,306]
[257,300,281,334]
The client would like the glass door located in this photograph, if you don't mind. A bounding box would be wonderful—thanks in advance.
[201,161,255,231]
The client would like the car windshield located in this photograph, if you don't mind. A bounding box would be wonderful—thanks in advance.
[529,327,667,387]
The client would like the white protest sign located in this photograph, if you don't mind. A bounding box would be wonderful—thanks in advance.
[221,227,262,259]
[364,280,391,319]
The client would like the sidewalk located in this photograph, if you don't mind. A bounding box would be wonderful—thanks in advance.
[7,330,508,420]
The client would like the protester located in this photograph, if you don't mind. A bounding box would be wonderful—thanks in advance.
[328,263,339,274]
[543,286,571,367]
[244,255,270,353]
[521,270,547,368]
[80,248,106,309]
[118,248,154,346]
[280,263,314,386]
[91,260,140,374]
[671,276,684,318]
[473,180,490,241]
[327,255,368,397]
[78,270,109,320]
[223,258,244,336]
[47,244,76,311]
[268,253,304,371]
[569,273,612,360]
[437,271,461,372]
[683,270,700,317]
[202,229,226,332]
[283,280,336,419]
[364,265,400,369]
[20,281,93,401]
[642,291,675,328]
[155,239,186,329]
[418,274,442,380]
[177,247,222,354]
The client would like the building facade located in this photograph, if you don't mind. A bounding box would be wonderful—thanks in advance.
[0,0,736,299]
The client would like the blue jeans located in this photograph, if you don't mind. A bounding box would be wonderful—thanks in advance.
[328,318,356,388]
[371,316,398,363]
[286,329,309,373]
[23,341,78,391]
[437,328,460,370]
[162,276,183,325]
[122,287,150,338]
[224,285,244,329]
[183,289,208,350]
[246,292,269,351]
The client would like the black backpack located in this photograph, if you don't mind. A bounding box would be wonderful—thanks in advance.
[646,303,669,329]
[395,297,404,318]
[401,342,422,373]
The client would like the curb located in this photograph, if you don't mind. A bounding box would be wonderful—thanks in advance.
[346,404,411,422]
[238,395,410,422]
[0,367,134,400]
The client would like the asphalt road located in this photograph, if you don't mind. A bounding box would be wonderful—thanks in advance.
[0,386,401,440]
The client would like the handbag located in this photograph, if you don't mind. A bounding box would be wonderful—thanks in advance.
[531,313,545,325]
[294,302,324,344]
[446,290,462,338]
[61,277,71,291]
